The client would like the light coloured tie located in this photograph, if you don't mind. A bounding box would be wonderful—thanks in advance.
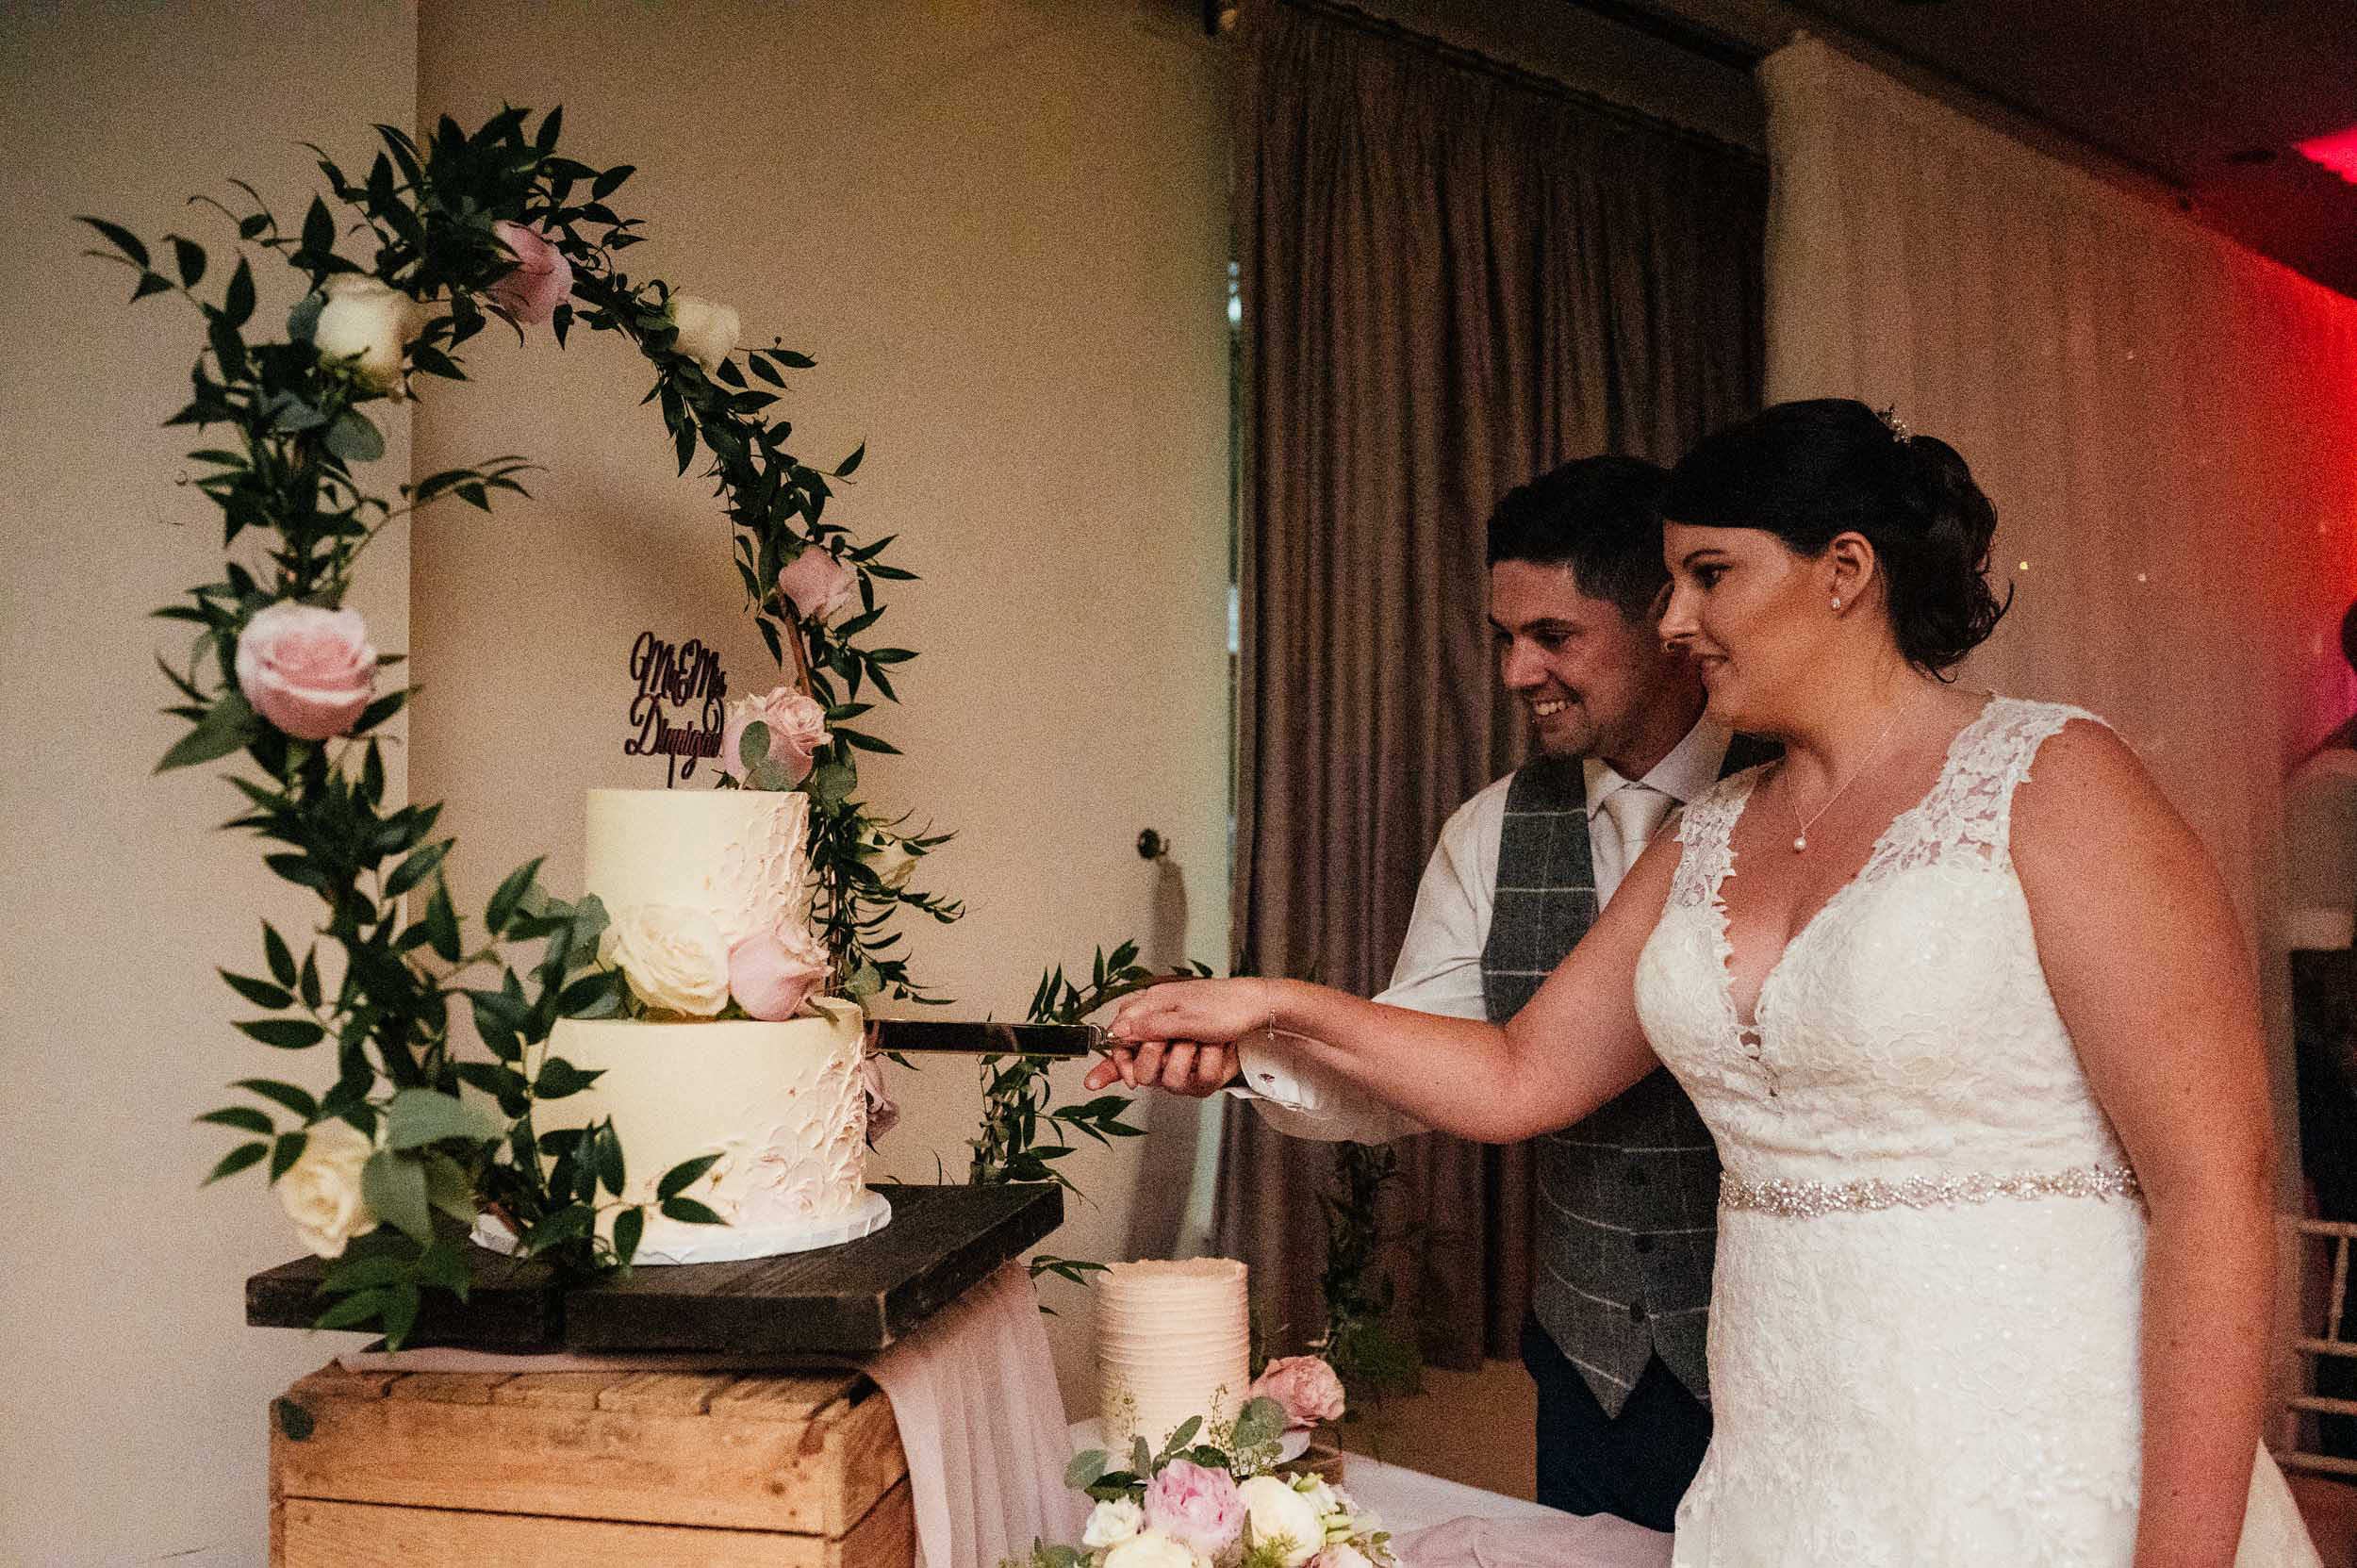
[1601,782,1676,883]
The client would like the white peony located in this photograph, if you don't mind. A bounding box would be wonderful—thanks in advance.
[1081,1496,1146,1549]
[277,1119,379,1259]
[1308,1546,1376,1568]
[602,903,732,1016]
[1239,1475,1327,1568]
[667,292,740,374]
[1100,1532,1206,1568]
[311,276,424,397]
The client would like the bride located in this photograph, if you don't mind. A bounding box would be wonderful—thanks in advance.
[1099,400,2320,1565]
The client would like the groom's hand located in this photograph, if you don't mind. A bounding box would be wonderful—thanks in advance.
[1084,1040,1241,1097]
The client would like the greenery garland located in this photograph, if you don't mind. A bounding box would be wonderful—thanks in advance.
[103,106,1181,1342]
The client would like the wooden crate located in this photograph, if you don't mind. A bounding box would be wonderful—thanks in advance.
[269,1362,913,1566]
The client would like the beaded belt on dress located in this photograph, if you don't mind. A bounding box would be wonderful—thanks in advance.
[1719,1162,2141,1218]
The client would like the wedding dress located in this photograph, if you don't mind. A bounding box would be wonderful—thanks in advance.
[1623,697,2321,1566]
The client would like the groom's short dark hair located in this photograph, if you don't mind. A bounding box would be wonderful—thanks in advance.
[1484,455,1672,624]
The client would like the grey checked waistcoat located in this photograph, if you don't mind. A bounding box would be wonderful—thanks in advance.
[1480,738,1776,1415]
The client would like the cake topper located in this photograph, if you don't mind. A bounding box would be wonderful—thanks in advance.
[624,629,728,785]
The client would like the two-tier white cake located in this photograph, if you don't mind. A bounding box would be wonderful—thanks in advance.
[1095,1258,1253,1454]
[523,787,890,1263]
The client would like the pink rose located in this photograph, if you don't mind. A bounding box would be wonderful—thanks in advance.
[235,602,379,741]
[720,685,827,784]
[860,1052,899,1144]
[776,548,859,623]
[1248,1357,1345,1431]
[727,926,830,1020]
[1142,1459,1245,1558]
[487,221,573,326]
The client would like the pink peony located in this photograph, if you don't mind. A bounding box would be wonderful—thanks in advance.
[235,602,379,741]
[1248,1357,1345,1431]
[1142,1459,1245,1558]
[727,927,830,1020]
[720,685,827,784]
[777,547,859,623]
[487,220,573,326]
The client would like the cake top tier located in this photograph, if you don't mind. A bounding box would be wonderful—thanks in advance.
[1096,1257,1248,1298]
[584,787,814,952]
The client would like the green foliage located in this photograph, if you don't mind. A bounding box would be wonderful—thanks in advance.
[1316,1143,1424,1414]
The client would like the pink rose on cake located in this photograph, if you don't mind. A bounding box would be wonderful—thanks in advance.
[721,685,828,785]
[277,1119,378,1259]
[1247,1356,1345,1431]
[602,903,732,1016]
[235,602,379,740]
[1142,1459,1244,1559]
[487,220,573,326]
[777,547,859,623]
[728,924,831,1021]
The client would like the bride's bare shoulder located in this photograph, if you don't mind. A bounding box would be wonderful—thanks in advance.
[2011,711,2210,880]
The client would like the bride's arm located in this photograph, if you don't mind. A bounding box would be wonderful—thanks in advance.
[1105,836,1673,1143]
[2013,719,2278,1568]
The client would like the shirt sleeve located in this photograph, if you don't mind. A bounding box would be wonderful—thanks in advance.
[1229,785,1504,1144]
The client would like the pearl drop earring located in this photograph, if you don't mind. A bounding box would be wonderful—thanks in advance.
[1831,596,1843,610]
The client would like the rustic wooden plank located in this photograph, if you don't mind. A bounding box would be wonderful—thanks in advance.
[821,1387,911,1541]
[595,1371,741,1415]
[710,1371,868,1422]
[272,1386,888,1533]
[385,1372,513,1405]
[248,1246,562,1347]
[277,1488,915,1566]
[492,1372,630,1411]
[566,1182,1062,1355]
[288,1365,398,1401]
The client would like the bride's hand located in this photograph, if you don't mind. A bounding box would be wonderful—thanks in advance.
[1083,978,1277,1091]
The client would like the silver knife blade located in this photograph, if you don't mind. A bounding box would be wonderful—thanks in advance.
[870,1019,1107,1058]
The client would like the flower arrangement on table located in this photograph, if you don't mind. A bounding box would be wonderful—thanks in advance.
[1013,1354,1392,1568]
[100,106,1180,1340]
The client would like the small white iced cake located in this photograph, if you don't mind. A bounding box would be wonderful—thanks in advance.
[521,787,886,1263]
[1096,1257,1252,1455]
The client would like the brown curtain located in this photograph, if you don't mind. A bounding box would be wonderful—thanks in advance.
[1220,0,1766,1370]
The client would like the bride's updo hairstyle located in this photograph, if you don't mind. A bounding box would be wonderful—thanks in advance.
[1657,398,2009,674]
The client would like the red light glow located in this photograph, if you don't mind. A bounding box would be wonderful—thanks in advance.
[2297,125,2357,185]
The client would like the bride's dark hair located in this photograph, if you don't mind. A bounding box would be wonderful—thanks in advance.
[1658,398,2009,674]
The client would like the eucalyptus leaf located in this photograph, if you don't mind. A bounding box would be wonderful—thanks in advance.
[361,1149,433,1243]
[385,1087,499,1150]
[324,410,386,464]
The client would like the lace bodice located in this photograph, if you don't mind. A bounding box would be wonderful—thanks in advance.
[1628,697,2317,1566]
[1638,697,2127,1191]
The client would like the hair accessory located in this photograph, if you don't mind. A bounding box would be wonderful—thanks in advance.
[1874,404,1913,445]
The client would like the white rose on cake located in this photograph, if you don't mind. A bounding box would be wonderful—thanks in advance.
[1081,1496,1146,1549]
[602,903,732,1016]
[277,1119,379,1259]
[311,276,425,397]
[1239,1475,1327,1568]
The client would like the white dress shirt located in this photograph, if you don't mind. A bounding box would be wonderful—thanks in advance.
[1235,717,1732,1142]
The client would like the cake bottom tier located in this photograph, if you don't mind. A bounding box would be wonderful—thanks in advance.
[499,999,885,1264]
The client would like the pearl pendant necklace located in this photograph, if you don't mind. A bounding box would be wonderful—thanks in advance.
[1786,705,1910,854]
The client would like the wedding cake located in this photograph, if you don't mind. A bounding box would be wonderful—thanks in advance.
[1096,1258,1253,1454]
[524,787,889,1263]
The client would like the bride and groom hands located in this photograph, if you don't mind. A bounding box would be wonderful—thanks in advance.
[1080,977,1277,1098]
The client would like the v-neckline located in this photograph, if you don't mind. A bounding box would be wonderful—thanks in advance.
[1712,697,2002,1038]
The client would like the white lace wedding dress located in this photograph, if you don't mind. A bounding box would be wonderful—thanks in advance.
[1623,697,2320,1566]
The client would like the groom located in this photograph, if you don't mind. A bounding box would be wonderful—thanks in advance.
[1094,456,1771,1530]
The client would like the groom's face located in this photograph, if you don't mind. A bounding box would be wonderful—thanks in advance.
[1489,559,1677,760]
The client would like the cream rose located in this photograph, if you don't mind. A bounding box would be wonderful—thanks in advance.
[1100,1533,1205,1568]
[1307,1546,1376,1568]
[602,903,732,1016]
[235,602,379,741]
[858,824,920,891]
[667,292,740,374]
[1081,1495,1146,1550]
[312,275,424,397]
[1239,1475,1327,1568]
[277,1119,379,1259]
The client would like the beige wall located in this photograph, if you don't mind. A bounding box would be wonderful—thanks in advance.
[0,4,417,1564]
[410,0,1235,1403]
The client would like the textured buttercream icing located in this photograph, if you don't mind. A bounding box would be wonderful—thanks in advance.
[585,786,813,951]
[1096,1258,1252,1455]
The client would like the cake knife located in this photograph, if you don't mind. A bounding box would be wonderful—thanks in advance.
[868,1019,1105,1058]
